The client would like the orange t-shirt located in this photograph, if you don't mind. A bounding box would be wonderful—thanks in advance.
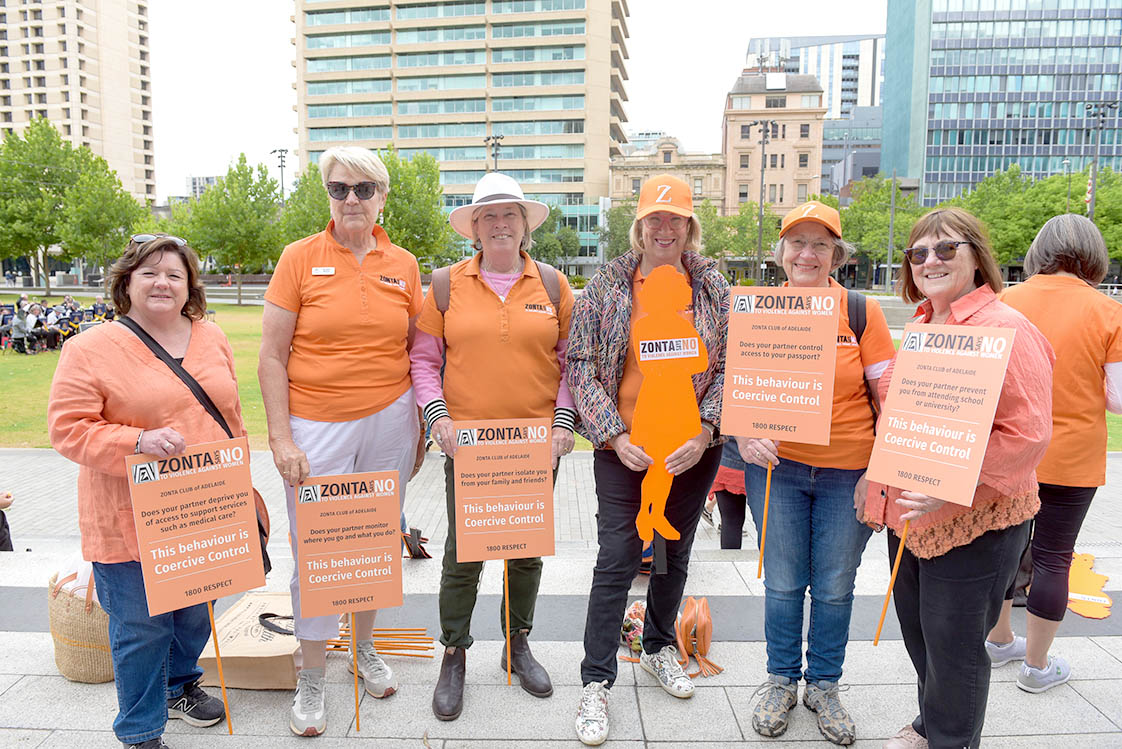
[264,222,423,422]
[1001,274,1122,487]
[778,279,896,470]
[416,251,573,421]
[616,265,694,432]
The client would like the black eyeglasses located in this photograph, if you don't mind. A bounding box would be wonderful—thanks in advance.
[904,240,968,265]
[326,181,378,201]
[131,234,187,247]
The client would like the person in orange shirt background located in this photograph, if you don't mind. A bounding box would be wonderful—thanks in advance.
[736,202,895,746]
[985,214,1122,692]
[259,146,426,738]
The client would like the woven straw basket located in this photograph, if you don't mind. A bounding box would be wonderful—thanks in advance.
[47,571,114,683]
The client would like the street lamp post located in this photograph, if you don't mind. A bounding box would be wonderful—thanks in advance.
[270,148,288,206]
[1086,101,1119,222]
[1063,158,1072,213]
[484,134,505,172]
[748,119,778,283]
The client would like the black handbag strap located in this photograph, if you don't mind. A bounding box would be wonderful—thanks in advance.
[117,316,234,439]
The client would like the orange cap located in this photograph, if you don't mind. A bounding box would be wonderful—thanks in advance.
[780,201,842,238]
[636,174,694,221]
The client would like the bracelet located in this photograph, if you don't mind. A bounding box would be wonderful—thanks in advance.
[135,430,144,454]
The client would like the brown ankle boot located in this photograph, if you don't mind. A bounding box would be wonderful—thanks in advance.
[432,647,465,720]
[501,630,553,698]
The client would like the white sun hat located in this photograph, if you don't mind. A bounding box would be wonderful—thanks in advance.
[448,172,551,241]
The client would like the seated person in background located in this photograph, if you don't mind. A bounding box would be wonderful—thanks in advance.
[11,308,31,353]
[92,295,108,319]
[27,304,61,349]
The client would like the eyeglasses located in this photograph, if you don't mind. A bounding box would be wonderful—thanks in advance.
[904,240,968,265]
[131,234,187,247]
[787,238,833,254]
[326,181,378,201]
[642,214,687,230]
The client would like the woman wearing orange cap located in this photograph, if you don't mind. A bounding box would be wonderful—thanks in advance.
[568,174,729,746]
[737,201,896,745]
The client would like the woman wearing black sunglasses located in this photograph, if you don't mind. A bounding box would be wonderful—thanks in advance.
[259,146,426,737]
[862,207,1055,749]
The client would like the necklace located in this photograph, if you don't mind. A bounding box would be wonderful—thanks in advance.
[481,255,524,275]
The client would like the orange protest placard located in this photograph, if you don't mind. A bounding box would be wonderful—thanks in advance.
[126,437,264,617]
[721,286,841,445]
[453,418,554,563]
[293,471,402,619]
[866,323,1016,506]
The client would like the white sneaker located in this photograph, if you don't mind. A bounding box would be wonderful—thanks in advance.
[884,724,928,748]
[985,635,1026,667]
[640,645,694,698]
[290,669,326,737]
[575,680,610,746]
[349,640,398,698]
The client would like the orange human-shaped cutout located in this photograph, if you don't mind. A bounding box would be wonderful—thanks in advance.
[1067,552,1112,619]
[630,264,708,542]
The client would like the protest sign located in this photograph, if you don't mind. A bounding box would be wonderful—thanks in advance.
[453,418,553,563]
[866,323,1015,506]
[292,471,402,619]
[721,286,841,445]
[126,437,264,617]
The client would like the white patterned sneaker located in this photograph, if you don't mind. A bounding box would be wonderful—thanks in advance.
[985,635,1026,667]
[349,640,398,698]
[1017,655,1071,693]
[639,645,694,698]
[575,680,610,746]
[290,668,326,737]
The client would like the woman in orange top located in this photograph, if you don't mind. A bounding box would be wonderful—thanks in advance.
[48,235,237,748]
[985,214,1122,692]
[864,207,1054,749]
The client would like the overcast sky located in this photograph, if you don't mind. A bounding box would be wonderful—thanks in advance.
[148,0,887,203]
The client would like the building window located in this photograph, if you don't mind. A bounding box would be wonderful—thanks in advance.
[800,124,810,139]
[797,184,808,202]
[781,124,786,139]
[770,154,777,168]
[769,184,777,203]
[779,184,784,203]
[798,153,808,168]
[632,178,640,195]
[740,124,751,139]
[693,177,702,195]
[663,150,672,164]
[781,154,785,169]
[765,95,786,108]
[740,153,749,169]
[739,184,749,202]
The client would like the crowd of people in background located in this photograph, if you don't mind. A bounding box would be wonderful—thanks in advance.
[0,292,112,353]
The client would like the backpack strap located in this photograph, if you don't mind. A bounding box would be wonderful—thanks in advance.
[845,290,879,430]
[534,260,562,310]
[432,265,452,313]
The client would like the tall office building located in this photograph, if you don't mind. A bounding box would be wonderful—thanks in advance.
[293,0,630,272]
[188,175,218,199]
[747,35,885,120]
[822,106,882,198]
[883,0,1122,205]
[0,0,155,200]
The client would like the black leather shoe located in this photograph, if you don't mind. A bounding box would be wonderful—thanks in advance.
[432,647,466,720]
[501,630,553,698]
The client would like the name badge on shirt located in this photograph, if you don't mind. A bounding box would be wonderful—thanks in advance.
[312,266,335,276]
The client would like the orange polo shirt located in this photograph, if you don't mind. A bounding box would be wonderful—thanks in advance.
[1001,274,1122,487]
[265,221,423,422]
[416,251,573,421]
[779,279,896,470]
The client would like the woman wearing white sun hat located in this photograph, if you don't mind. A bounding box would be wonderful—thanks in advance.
[410,171,576,721]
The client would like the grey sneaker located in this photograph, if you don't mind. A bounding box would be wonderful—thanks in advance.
[349,640,398,698]
[639,645,694,698]
[751,674,798,737]
[884,724,929,748]
[985,635,1026,667]
[290,668,326,737]
[575,680,610,746]
[803,681,855,745]
[1017,655,1071,693]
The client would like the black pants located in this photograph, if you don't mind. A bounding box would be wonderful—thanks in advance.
[1006,483,1097,621]
[890,520,1030,749]
[580,445,721,687]
[0,511,12,551]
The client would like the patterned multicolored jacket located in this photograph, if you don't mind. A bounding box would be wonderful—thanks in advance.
[566,249,730,448]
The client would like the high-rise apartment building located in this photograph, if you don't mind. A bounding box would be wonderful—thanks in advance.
[293,0,629,271]
[748,35,885,120]
[0,0,155,200]
[188,175,218,199]
[883,0,1122,205]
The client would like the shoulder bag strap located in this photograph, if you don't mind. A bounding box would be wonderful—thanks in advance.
[433,266,452,314]
[116,317,234,439]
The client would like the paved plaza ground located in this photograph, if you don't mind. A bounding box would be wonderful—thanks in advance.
[1,447,1120,748]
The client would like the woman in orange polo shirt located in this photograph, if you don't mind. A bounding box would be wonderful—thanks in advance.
[259,146,425,737]
[736,201,896,745]
[985,214,1122,692]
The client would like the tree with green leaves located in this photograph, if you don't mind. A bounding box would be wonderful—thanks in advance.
[1087,168,1122,260]
[599,199,636,260]
[528,205,569,268]
[948,165,1039,265]
[57,149,147,292]
[278,165,330,247]
[696,200,734,260]
[184,154,281,304]
[379,147,455,262]
[841,176,925,286]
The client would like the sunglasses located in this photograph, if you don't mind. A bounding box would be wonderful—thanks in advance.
[326,181,378,201]
[904,240,968,265]
[131,234,187,247]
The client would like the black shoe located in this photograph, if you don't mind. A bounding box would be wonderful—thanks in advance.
[124,739,170,749]
[167,681,225,727]
[433,647,466,721]
[501,630,553,698]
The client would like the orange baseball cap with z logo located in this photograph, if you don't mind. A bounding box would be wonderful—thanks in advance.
[636,174,694,221]
[780,200,842,238]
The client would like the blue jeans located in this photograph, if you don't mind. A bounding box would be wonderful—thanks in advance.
[745,458,872,683]
[92,561,211,744]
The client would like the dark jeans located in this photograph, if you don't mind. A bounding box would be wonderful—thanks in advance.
[438,456,548,649]
[890,520,1030,749]
[1006,483,1097,622]
[580,445,721,687]
[0,511,11,551]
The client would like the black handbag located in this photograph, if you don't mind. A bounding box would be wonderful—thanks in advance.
[118,316,272,575]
